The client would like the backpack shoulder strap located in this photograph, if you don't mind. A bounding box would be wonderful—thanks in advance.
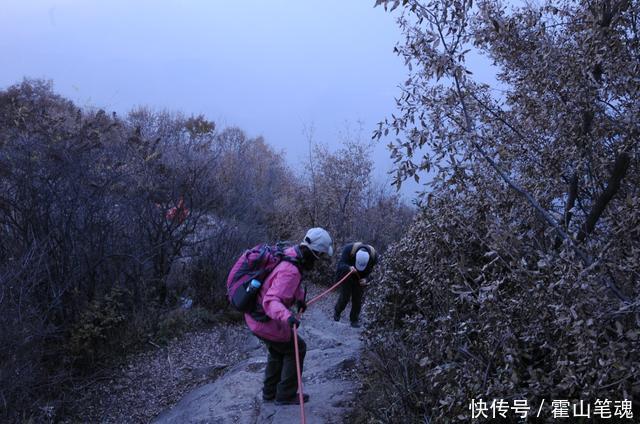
[350,242,364,257]
[367,245,377,263]
[280,245,302,271]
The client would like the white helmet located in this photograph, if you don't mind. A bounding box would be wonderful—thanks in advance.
[301,227,334,258]
[355,249,370,271]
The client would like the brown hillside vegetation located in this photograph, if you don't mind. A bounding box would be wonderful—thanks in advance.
[0,80,411,422]
[360,191,638,421]
[357,0,640,421]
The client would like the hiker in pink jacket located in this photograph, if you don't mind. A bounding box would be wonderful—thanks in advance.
[246,228,333,405]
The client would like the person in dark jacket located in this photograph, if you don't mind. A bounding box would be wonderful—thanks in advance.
[333,242,377,328]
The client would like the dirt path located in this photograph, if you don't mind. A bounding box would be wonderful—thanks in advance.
[153,290,362,424]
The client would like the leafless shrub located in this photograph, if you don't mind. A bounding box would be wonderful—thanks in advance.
[0,80,413,421]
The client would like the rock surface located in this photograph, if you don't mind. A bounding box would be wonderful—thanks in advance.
[154,293,362,424]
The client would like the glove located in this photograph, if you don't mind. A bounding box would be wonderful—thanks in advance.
[296,299,307,314]
[287,315,301,328]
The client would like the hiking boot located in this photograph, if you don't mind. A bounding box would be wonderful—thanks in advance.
[262,394,275,402]
[275,393,310,405]
[350,321,361,328]
[333,312,340,322]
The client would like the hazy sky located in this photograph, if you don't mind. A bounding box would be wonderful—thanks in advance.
[1,1,406,177]
[1,1,502,197]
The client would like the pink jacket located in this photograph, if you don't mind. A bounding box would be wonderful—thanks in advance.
[244,246,305,342]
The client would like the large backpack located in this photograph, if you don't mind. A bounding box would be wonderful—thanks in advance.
[226,243,299,313]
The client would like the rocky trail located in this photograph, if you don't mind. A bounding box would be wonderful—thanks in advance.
[154,288,362,424]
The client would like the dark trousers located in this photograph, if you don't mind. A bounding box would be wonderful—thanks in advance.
[261,335,307,400]
[334,279,363,323]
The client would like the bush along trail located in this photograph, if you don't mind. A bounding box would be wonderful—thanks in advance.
[154,284,362,424]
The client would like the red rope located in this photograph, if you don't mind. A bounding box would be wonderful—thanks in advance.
[291,268,357,424]
[292,324,306,424]
[306,268,357,307]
